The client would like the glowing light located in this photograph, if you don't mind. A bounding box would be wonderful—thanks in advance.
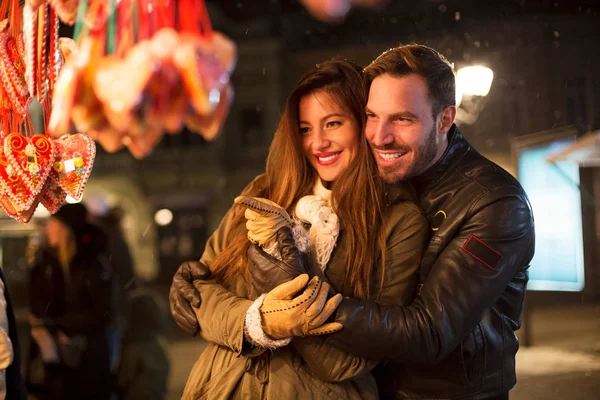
[456,66,494,106]
[154,209,173,226]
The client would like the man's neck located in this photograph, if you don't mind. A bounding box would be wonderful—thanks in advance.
[424,134,449,173]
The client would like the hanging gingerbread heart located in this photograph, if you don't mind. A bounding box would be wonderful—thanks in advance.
[0,192,23,220]
[0,185,40,223]
[0,136,35,209]
[0,23,31,115]
[15,194,40,223]
[3,133,55,205]
[40,176,66,214]
[50,133,96,200]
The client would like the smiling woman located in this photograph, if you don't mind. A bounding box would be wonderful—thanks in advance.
[174,57,430,400]
[299,91,359,182]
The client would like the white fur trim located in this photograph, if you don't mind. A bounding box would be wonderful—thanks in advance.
[294,189,340,271]
[262,241,281,259]
[244,294,292,350]
[291,217,311,254]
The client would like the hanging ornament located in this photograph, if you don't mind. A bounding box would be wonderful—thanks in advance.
[50,132,96,200]
[40,177,67,214]
[2,133,55,205]
[0,20,31,115]
[47,0,238,158]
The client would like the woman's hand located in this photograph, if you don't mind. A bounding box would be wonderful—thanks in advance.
[235,196,293,250]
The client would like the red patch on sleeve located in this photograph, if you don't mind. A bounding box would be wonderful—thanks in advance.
[461,234,503,271]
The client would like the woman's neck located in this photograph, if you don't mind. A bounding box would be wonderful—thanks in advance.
[320,179,333,190]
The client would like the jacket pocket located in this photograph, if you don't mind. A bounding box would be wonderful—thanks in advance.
[459,323,485,389]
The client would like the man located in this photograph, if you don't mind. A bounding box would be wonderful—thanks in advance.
[170,44,535,399]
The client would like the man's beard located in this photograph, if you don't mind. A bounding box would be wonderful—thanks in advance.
[377,126,438,183]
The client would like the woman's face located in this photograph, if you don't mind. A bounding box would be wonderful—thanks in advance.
[299,91,360,183]
[45,217,69,248]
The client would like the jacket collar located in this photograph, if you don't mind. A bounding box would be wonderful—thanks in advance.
[385,181,418,205]
[411,124,471,190]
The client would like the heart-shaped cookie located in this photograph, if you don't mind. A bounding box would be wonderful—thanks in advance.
[0,135,36,209]
[3,133,55,206]
[50,133,95,200]
[40,176,66,214]
[0,187,40,223]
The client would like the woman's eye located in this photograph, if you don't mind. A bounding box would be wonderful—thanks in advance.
[326,121,341,128]
[299,127,310,134]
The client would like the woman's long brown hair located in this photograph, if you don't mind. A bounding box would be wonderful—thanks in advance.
[210,58,387,299]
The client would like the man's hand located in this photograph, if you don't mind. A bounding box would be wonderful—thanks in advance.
[260,274,343,339]
[169,260,211,336]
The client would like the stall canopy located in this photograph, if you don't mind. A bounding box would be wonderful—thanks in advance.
[546,130,600,166]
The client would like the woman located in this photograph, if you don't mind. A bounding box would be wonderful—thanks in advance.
[27,204,113,400]
[181,58,428,399]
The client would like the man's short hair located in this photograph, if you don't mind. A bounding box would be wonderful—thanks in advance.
[364,44,456,117]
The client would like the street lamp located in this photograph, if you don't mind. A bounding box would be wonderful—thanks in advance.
[154,208,173,226]
[456,65,494,106]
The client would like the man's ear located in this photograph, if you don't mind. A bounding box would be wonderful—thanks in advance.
[438,105,456,136]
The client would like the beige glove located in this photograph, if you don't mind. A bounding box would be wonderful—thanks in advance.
[235,196,294,248]
[260,274,343,339]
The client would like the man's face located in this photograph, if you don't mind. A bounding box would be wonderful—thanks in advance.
[365,73,449,183]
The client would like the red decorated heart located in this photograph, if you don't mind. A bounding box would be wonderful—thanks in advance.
[2,133,54,207]
[40,177,66,214]
[50,133,95,200]
[0,192,21,219]
[15,195,40,223]
[0,187,40,223]
[0,135,36,209]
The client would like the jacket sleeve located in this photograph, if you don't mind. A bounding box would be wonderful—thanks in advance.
[328,188,535,364]
[57,255,113,335]
[189,177,266,352]
[292,201,429,382]
[192,279,253,356]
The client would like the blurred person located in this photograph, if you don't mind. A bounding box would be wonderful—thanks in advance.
[172,44,535,400]
[27,203,113,400]
[87,201,137,374]
[172,58,428,399]
[116,288,169,400]
[0,267,28,400]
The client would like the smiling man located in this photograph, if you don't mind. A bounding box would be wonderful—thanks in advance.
[314,45,535,399]
[170,44,535,400]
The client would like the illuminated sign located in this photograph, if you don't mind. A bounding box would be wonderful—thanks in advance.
[517,141,585,291]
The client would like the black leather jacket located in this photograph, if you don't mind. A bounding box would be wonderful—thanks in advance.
[327,125,535,399]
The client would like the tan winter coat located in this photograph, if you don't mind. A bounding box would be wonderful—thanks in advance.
[181,179,428,400]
